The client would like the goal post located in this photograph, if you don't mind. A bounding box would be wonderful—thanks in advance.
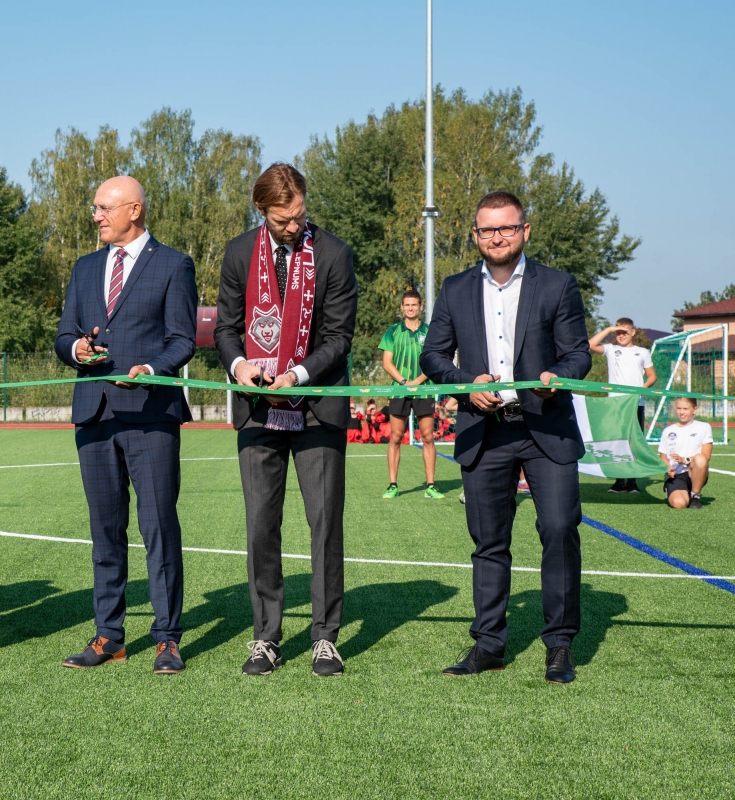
[646,324,729,444]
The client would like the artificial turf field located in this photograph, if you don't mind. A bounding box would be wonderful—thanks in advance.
[0,428,734,800]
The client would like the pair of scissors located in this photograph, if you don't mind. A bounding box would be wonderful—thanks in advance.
[74,323,108,365]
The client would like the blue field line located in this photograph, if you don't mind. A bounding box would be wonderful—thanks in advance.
[416,443,735,595]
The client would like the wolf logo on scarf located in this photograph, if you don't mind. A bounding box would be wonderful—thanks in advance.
[248,305,282,353]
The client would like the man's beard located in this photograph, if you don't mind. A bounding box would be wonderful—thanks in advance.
[483,241,524,267]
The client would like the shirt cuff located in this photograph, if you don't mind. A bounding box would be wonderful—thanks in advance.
[291,364,310,386]
[144,365,154,376]
[231,356,246,376]
[71,339,83,365]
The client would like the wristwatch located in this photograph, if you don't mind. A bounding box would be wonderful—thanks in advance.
[685,456,691,465]
[399,379,407,385]
[288,370,300,387]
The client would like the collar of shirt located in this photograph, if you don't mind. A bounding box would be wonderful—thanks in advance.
[481,253,526,287]
[110,229,151,261]
[268,232,293,262]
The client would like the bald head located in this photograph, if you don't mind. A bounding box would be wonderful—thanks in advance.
[93,176,147,247]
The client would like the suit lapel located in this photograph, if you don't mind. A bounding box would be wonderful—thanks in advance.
[514,258,537,363]
[470,263,489,373]
[96,247,110,318]
[107,236,159,323]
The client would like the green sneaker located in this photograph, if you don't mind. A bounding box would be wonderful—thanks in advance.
[382,484,399,499]
[424,484,444,499]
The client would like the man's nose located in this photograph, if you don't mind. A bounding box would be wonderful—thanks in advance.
[286,220,300,233]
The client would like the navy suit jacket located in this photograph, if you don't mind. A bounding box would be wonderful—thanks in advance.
[55,235,197,425]
[420,258,592,466]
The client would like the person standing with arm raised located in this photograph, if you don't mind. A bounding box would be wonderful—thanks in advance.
[421,191,591,684]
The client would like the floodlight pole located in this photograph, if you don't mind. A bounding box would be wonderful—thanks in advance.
[422,0,438,323]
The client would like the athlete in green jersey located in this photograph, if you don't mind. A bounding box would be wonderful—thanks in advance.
[378,290,443,499]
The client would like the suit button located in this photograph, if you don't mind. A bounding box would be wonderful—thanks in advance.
[105,329,111,334]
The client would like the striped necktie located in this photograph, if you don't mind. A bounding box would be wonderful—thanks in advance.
[106,248,128,318]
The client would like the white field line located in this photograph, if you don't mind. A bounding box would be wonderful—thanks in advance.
[710,468,735,476]
[0,454,387,470]
[2,530,735,581]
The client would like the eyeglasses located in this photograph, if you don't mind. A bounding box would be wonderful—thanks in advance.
[474,224,525,240]
[90,202,136,218]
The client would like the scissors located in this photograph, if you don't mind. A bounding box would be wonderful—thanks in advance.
[74,323,108,364]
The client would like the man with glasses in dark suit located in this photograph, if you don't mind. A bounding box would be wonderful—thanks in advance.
[55,176,197,674]
[421,191,591,684]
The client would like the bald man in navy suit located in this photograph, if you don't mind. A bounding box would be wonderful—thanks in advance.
[55,176,197,674]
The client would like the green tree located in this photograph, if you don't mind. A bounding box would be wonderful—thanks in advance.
[671,284,735,330]
[0,168,58,351]
[29,126,130,301]
[129,108,262,303]
[300,87,639,370]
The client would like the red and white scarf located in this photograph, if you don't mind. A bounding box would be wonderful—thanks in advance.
[244,222,316,431]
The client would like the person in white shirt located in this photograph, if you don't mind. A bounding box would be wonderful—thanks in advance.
[658,397,712,509]
[589,317,656,494]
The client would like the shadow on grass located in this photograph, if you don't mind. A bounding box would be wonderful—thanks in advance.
[0,579,150,649]
[280,578,460,663]
[504,582,628,666]
[0,580,60,613]
[579,478,665,505]
[399,478,464,496]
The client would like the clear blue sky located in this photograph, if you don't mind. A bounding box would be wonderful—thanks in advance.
[2,0,733,332]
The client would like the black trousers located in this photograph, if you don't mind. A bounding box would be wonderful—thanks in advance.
[237,410,346,644]
[461,414,582,655]
[76,417,184,644]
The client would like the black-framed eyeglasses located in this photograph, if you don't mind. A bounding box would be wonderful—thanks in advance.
[90,202,136,218]
[474,224,525,240]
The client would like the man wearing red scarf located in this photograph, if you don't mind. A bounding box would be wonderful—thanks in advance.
[215,163,357,676]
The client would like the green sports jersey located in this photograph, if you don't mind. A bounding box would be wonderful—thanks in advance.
[379,321,430,384]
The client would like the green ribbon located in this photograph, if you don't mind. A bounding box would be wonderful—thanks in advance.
[0,373,732,402]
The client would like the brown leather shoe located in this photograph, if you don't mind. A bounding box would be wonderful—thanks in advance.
[63,636,127,668]
[153,640,185,674]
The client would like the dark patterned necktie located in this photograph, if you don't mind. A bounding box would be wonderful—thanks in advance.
[106,247,127,318]
[274,245,288,302]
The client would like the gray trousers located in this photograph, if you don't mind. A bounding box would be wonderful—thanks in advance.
[237,409,346,643]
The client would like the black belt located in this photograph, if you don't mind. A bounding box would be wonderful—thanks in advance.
[498,402,523,417]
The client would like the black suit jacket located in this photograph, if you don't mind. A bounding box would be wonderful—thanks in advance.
[420,258,592,466]
[55,235,197,425]
[214,224,358,430]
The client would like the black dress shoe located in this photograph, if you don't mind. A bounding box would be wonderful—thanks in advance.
[63,636,127,668]
[443,644,504,676]
[545,646,575,683]
[153,640,185,674]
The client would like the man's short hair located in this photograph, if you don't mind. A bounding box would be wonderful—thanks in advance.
[402,289,422,304]
[252,162,307,210]
[615,317,636,328]
[475,191,526,224]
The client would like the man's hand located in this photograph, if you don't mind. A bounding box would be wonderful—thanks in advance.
[407,376,426,386]
[115,364,151,390]
[532,371,558,399]
[468,374,502,413]
[75,326,108,364]
[266,371,299,404]
[233,360,273,396]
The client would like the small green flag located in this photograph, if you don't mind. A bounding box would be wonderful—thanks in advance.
[573,394,665,479]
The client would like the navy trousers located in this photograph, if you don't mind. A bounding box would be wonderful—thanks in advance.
[461,413,582,656]
[76,416,184,643]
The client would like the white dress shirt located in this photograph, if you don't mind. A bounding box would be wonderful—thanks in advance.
[71,230,155,373]
[231,232,310,385]
[482,254,526,404]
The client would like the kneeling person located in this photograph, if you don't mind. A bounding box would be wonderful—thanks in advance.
[379,290,443,499]
[658,398,712,509]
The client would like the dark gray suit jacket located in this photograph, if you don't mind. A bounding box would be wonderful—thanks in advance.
[214,224,358,431]
[55,236,197,425]
[420,258,591,466]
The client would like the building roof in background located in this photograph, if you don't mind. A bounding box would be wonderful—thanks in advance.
[643,328,671,342]
[676,298,735,317]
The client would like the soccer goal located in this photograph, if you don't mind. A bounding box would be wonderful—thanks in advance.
[646,324,729,444]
